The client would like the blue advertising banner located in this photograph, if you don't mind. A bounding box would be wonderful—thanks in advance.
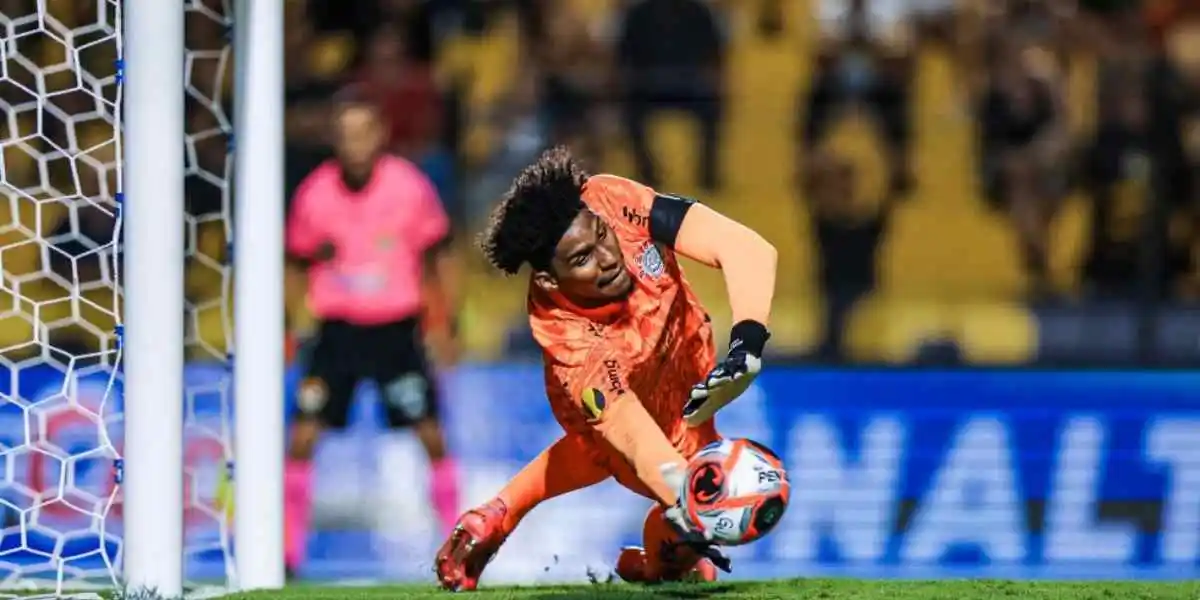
[0,364,1196,584]
[298,366,1200,583]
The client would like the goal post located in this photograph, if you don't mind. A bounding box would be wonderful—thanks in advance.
[121,0,186,595]
[232,0,287,590]
[0,0,284,595]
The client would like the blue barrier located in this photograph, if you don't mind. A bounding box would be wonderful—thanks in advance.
[0,364,1197,584]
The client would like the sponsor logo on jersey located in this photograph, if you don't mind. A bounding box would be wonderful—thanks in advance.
[622,206,647,228]
[637,242,665,279]
[580,388,606,422]
[603,359,626,395]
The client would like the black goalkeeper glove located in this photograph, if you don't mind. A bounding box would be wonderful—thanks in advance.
[683,320,769,427]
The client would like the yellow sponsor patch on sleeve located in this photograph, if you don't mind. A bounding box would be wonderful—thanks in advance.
[580,387,607,422]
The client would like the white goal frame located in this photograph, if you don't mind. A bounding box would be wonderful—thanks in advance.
[121,0,185,596]
[122,0,285,595]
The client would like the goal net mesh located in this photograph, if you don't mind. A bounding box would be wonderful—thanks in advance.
[0,0,234,593]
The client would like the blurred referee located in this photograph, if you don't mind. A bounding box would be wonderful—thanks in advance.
[283,90,460,576]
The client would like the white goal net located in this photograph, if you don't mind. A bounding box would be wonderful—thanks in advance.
[0,0,234,593]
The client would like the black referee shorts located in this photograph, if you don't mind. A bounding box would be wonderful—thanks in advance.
[293,318,440,429]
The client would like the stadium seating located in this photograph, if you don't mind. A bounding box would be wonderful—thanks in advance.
[0,1,1116,364]
[463,1,1099,361]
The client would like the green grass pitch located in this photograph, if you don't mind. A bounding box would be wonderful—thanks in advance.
[212,579,1200,600]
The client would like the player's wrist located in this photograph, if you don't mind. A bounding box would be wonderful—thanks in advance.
[729,320,769,357]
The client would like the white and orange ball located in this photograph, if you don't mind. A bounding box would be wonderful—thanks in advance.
[678,438,790,546]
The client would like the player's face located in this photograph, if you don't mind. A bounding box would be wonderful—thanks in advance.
[333,104,385,176]
[539,210,633,305]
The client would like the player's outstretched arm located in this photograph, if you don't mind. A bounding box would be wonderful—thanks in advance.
[584,385,715,541]
[674,202,777,328]
[589,386,686,505]
[673,203,777,426]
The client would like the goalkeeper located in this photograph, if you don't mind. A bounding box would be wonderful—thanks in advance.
[435,148,778,591]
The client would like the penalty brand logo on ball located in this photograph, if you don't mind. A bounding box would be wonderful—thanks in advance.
[580,388,607,422]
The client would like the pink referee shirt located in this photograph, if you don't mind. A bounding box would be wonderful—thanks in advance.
[287,155,449,326]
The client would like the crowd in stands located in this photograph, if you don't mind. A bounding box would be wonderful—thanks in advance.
[6,0,1198,367]
[272,0,1200,366]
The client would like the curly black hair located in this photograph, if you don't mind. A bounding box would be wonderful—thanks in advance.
[479,146,591,275]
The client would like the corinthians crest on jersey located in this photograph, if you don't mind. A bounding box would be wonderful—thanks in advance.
[636,241,666,279]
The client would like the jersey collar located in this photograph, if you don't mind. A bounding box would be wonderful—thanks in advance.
[529,282,627,324]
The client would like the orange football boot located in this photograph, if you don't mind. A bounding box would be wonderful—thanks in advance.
[434,500,508,591]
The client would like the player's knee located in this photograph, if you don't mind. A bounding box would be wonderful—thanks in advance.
[642,504,698,579]
[641,504,678,547]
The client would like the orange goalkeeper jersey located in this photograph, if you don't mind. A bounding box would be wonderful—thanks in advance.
[528,175,718,452]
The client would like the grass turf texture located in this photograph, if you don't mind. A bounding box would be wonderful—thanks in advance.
[214,580,1200,599]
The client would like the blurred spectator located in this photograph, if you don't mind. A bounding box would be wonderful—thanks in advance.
[284,0,320,89]
[757,0,785,39]
[285,83,336,203]
[805,151,899,360]
[1152,15,1200,296]
[526,1,609,155]
[617,0,726,191]
[357,26,443,161]
[1080,72,1159,296]
[377,0,452,64]
[1146,0,1200,53]
[1077,4,1200,303]
[976,36,1069,296]
[355,25,457,212]
[910,0,960,44]
[803,0,915,196]
[1082,0,1146,57]
[283,93,461,576]
[988,0,1074,56]
[309,0,461,63]
[308,0,378,38]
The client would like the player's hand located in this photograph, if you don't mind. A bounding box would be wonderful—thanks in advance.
[659,463,733,572]
[683,320,770,427]
[659,462,712,544]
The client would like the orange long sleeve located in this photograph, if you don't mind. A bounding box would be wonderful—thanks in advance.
[593,391,686,506]
[674,203,778,326]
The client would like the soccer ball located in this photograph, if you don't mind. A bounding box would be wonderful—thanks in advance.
[677,438,790,546]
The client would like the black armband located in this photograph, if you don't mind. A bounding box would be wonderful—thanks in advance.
[729,320,770,357]
[649,193,696,247]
